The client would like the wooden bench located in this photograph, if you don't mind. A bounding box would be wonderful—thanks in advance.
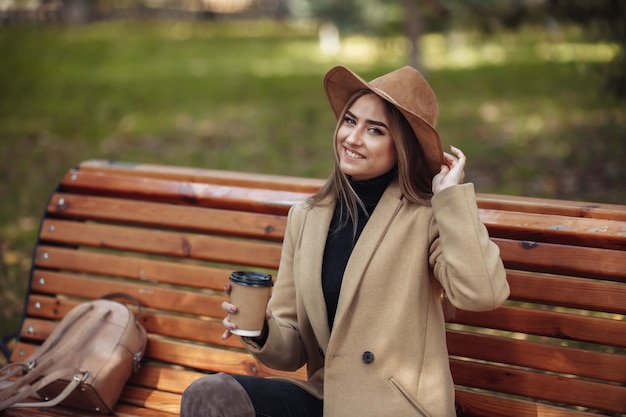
[4,159,626,417]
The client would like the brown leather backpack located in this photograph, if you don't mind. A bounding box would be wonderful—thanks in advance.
[0,293,147,414]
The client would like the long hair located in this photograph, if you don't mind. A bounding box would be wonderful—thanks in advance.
[308,89,434,234]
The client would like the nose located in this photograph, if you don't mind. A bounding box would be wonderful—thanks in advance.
[345,128,362,146]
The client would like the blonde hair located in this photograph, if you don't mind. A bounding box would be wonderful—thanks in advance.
[308,90,434,234]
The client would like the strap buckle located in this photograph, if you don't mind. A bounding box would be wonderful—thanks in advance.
[73,371,89,382]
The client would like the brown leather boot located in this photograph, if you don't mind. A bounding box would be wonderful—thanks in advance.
[180,373,255,417]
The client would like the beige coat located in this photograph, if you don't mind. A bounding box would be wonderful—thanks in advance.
[243,181,510,417]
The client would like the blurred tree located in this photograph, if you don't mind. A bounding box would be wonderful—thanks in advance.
[61,0,95,23]
[298,0,449,72]
[547,0,626,99]
[401,0,449,72]
[458,0,548,33]
[403,0,423,71]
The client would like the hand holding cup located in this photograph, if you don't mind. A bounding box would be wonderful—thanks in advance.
[221,271,273,340]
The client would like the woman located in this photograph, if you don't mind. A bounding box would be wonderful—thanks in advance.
[181,65,510,417]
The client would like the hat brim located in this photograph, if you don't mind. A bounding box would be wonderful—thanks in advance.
[323,66,444,178]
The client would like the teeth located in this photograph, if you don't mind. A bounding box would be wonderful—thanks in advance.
[346,149,364,159]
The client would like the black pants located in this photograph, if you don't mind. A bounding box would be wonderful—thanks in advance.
[232,375,323,417]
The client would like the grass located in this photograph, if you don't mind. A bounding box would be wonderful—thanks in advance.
[1,19,625,339]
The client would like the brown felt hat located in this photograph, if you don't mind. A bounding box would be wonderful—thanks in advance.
[323,65,444,177]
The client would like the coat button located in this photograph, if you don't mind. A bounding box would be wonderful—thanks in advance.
[362,351,375,364]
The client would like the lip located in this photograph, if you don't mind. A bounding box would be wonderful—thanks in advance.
[344,146,365,160]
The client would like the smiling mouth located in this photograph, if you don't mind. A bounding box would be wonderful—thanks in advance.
[345,148,365,159]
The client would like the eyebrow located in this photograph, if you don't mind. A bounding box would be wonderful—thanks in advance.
[346,110,389,129]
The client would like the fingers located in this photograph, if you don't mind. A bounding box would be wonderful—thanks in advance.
[221,300,237,314]
[221,284,238,339]
[433,146,467,194]
[443,146,466,167]
[222,313,237,340]
[450,145,466,161]
[442,146,466,182]
[221,284,272,341]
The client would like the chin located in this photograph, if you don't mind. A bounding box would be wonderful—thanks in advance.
[339,165,360,178]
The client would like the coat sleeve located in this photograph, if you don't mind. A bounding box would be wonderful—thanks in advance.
[240,204,308,371]
[429,183,510,311]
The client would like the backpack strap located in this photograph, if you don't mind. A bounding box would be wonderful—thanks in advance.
[0,303,111,408]
[0,367,86,410]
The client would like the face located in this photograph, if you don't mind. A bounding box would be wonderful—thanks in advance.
[336,94,398,181]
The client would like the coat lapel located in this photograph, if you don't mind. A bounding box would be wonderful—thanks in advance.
[298,201,334,349]
[329,180,404,345]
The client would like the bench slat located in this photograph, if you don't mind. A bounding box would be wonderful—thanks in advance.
[79,160,326,194]
[2,404,177,417]
[47,194,287,241]
[446,304,626,348]
[33,243,232,291]
[0,392,179,417]
[119,386,181,415]
[447,330,626,384]
[450,359,626,414]
[60,170,306,215]
[454,389,600,417]
[128,365,207,394]
[507,270,626,314]
[78,160,626,221]
[114,403,178,417]
[21,313,241,351]
[37,221,283,269]
[481,209,626,250]
[29,270,228,319]
[477,192,626,221]
[138,312,237,348]
[23,311,624,388]
[145,338,306,380]
[11,338,305,383]
[495,238,626,280]
[16,317,53,343]
[23,294,242,349]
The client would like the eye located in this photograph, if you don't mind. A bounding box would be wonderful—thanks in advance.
[368,127,383,135]
[343,115,356,125]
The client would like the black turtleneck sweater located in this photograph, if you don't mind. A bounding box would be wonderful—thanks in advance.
[321,168,397,330]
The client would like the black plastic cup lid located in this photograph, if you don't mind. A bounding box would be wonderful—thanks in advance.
[229,271,273,287]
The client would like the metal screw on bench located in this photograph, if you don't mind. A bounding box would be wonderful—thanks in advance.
[57,198,66,208]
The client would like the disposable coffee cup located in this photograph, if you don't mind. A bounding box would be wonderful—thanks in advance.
[228,271,273,337]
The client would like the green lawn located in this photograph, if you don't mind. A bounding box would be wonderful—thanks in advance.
[1,19,624,338]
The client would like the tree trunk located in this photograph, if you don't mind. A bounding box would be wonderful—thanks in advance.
[403,0,423,73]
[61,0,94,24]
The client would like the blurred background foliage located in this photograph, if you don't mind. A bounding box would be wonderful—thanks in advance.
[0,0,624,341]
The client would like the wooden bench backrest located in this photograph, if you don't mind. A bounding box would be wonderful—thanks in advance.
[13,160,626,416]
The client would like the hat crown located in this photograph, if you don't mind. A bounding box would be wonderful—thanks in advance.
[323,65,443,177]
[369,66,438,127]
